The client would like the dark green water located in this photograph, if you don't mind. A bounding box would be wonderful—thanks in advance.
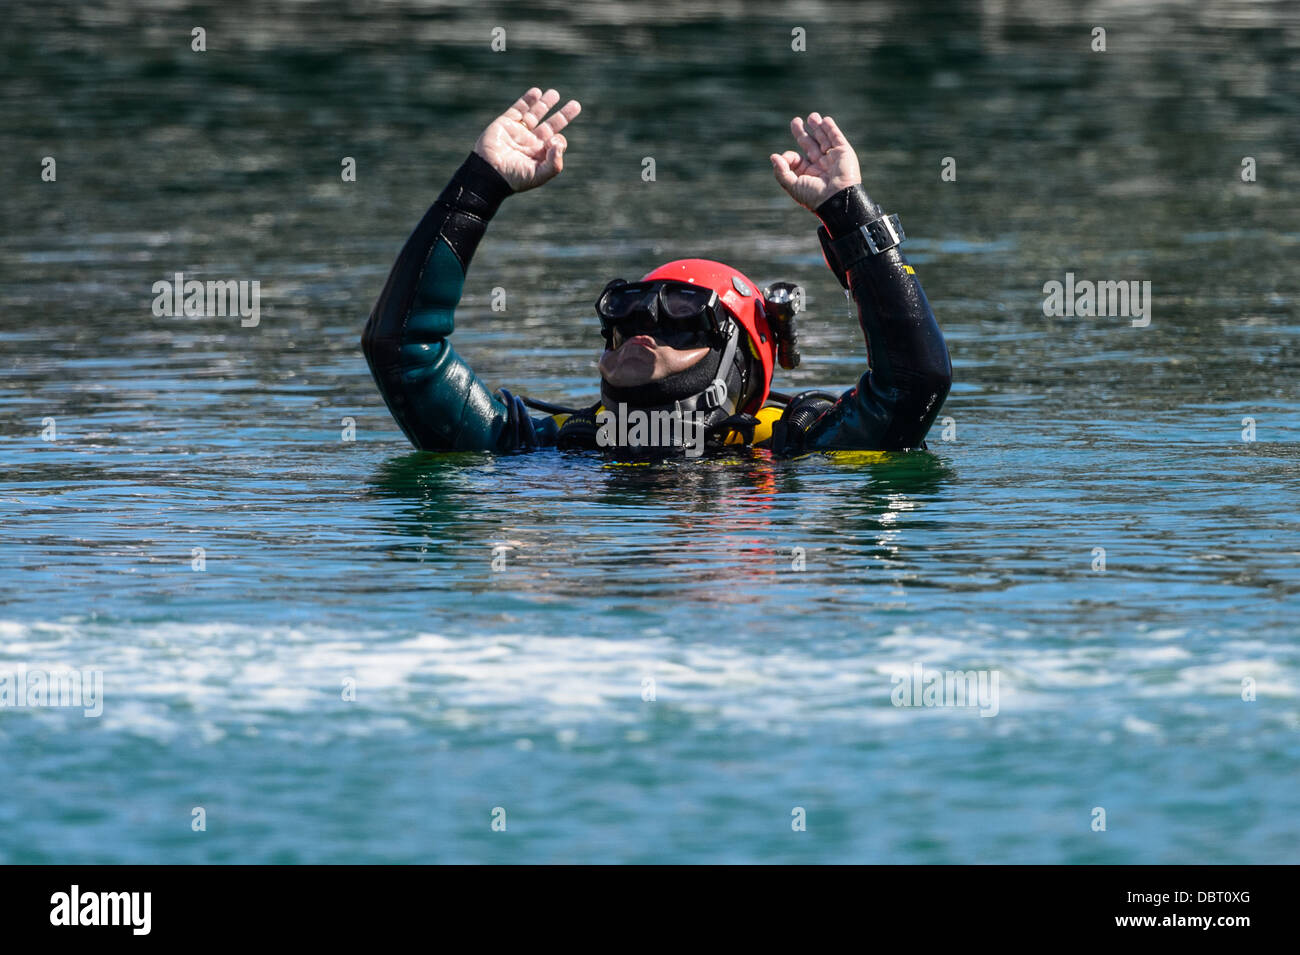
[1,0,1298,862]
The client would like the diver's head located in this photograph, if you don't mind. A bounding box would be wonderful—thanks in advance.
[595,259,777,421]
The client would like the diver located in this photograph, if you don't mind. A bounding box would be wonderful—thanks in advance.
[361,87,952,456]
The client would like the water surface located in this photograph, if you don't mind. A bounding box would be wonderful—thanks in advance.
[1,0,1298,863]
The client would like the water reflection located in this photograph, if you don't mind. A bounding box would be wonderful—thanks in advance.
[363,446,956,605]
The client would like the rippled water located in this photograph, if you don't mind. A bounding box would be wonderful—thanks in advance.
[2,0,1298,863]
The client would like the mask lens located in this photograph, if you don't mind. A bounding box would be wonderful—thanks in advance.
[601,282,653,320]
[659,284,713,321]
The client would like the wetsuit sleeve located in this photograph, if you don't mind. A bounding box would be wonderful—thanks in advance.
[799,185,952,451]
[361,152,557,451]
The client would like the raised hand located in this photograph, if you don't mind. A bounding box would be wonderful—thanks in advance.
[770,113,862,211]
[473,87,582,193]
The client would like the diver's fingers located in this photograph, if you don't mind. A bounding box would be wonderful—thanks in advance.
[821,115,850,150]
[535,98,582,144]
[538,134,567,181]
[790,116,823,162]
[523,88,561,129]
[504,87,543,125]
[779,150,807,174]
[806,112,834,152]
[770,153,798,190]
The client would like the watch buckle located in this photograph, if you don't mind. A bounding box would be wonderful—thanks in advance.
[862,214,904,254]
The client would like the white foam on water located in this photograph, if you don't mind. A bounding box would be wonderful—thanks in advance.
[0,619,1295,742]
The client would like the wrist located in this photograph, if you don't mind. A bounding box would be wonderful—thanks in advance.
[436,151,514,220]
[814,183,883,238]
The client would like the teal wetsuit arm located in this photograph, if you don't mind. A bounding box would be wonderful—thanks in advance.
[798,185,953,452]
[361,152,557,451]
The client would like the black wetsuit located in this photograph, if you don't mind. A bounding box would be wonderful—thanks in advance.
[362,152,952,454]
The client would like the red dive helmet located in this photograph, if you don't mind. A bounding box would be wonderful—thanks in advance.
[638,259,777,413]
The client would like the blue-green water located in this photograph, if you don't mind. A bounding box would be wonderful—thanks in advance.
[2,0,1299,863]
